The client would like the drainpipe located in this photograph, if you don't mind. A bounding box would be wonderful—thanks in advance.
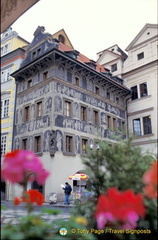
[125,94,132,139]
[11,80,18,151]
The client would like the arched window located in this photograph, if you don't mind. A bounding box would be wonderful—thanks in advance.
[58,34,65,44]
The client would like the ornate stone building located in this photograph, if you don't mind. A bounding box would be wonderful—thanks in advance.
[11,26,130,201]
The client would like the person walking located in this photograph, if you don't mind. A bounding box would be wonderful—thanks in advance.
[63,182,72,205]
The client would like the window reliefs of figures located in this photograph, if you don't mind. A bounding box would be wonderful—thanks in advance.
[64,99,73,117]
[80,105,87,122]
[35,100,43,118]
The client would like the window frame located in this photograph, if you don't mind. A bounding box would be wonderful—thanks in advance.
[1,98,9,118]
[63,99,73,117]
[23,104,30,121]
[131,86,138,100]
[80,104,88,122]
[143,116,152,135]
[133,118,141,136]
[1,135,7,156]
[64,133,75,155]
[81,137,89,155]
[137,52,144,60]
[34,135,42,154]
[35,99,43,118]
[92,109,100,126]
[140,82,148,98]
[21,137,29,150]
[111,63,117,72]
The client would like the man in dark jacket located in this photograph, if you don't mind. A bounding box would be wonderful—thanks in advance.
[63,182,72,205]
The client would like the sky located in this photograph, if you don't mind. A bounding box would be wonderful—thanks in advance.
[11,0,157,60]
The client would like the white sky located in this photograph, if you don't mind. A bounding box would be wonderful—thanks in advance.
[11,0,157,60]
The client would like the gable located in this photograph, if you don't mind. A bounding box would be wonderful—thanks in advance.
[126,24,158,51]
[52,29,74,49]
[97,50,120,65]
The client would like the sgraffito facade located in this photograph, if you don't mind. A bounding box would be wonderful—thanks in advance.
[11,27,131,201]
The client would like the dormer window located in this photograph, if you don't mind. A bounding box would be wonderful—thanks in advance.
[111,63,117,72]
[137,52,144,60]
[58,34,65,44]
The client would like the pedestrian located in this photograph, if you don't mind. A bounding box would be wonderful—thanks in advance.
[63,182,72,205]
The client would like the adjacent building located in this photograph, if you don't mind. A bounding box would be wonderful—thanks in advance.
[123,24,157,157]
[1,28,29,200]
[11,26,130,201]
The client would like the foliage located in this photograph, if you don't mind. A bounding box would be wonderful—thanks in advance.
[72,137,157,239]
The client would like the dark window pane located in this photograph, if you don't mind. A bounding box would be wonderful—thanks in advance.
[140,82,148,97]
[131,86,138,100]
[143,116,152,134]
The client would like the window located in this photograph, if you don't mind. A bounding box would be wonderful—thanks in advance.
[22,138,28,149]
[116,97,119,105]
[143,116,152,135]
[95,86,99,95]
[43,71,48,80]
[131,86,138,100]
[133,118,141,136]
[58,34,65,44]
[1,99,9,118]
[75,77,79,86]
[93,110,99,125]
[34,136,41,153]
[27,79,32,88]
[32,51,36,59]
[81,138,88,154]
[111,63,117,72]
[107,115,112,129]
[107,91,110,100]
[113,118,117,130]
[140,82,148,97]
[122,121,126,133]
[1,68,12,82]
[65,135,73,153]
[137,52,144,60]
[80,105,87,122]
[1,135,7,156]
[35,100,43,118]
[64,100,72,117]
[23,105,30,121]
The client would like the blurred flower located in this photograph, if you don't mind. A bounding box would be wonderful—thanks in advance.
[1,150,50,186]
[95,187,146,229]
[22,189,44,206]
[75,216,88,226]
[14,196,21,206]
[143,161,157,199]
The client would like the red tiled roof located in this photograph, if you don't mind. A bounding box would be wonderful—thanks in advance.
[58,42,107,73]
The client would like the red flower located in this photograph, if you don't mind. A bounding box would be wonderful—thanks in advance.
[143,161,157,199]
[22,189,44,206]
[14,197,21,206]
[95,188,146,229]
